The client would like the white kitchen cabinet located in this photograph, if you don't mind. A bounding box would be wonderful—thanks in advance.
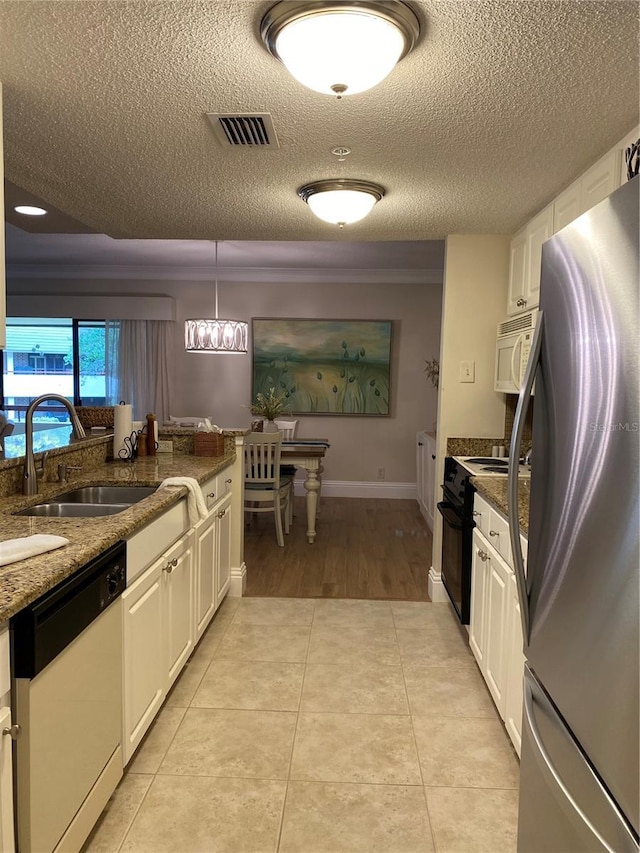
[504,574,526,757]
[0,624,14,853]
[470,492,527,754]
[579,148,620,213]
[194,486,233,642]
[469,530,489,668]
[122,526,194,764]
[416,431,436,530]
[122,558,164,764]
[507,205,552,316]
[553,182,582,233]
[507,229,527,316]
[484,544,511,717]
[164,531,195,689]
[215,492,232,602]
[194,511,216,641]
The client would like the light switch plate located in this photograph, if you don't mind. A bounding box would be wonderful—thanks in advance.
[157,440,174,453]
[459,360,475,383]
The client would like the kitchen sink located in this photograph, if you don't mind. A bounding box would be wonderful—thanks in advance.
[16,503,134,518]
[15,485,158,517]
[50,486,158,504]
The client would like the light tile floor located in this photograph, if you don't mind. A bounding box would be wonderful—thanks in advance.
[83,597,520,853]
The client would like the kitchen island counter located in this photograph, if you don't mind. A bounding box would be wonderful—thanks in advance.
[0,452,235,622]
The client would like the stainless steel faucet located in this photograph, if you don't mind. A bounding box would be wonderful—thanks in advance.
[23,394,86,495]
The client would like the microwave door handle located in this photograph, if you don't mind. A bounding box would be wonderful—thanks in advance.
[508,312,544,642]
[510,333,524,388]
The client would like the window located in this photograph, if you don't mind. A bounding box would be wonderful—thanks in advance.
[0,317,110,431]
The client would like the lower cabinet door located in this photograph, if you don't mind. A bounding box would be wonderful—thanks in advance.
[195,512,216,641]
[164,531,195,689]
[469,530,489,669]
[122,560,164,764]
[0,705,15,853]
[484,546,511,717]
[504,574,526,756]
[215,494,232,603]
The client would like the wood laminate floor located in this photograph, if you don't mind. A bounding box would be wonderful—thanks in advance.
[244,496,432,600]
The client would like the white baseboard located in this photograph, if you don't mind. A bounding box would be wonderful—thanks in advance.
[229,562,246,596]
[428,566,449,602]
[294,480,417,499]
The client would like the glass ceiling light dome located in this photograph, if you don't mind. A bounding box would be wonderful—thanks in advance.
[261,1,420,97]
[298,179,385,226]
[184,242,248,354]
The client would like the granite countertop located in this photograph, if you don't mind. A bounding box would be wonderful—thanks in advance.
[471,476,531,535]
[0,452,235,623]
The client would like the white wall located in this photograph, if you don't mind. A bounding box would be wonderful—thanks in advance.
[8,276,442,486]
[431,235,510,575]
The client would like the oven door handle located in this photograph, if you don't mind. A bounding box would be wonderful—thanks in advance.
[437,502,464,530]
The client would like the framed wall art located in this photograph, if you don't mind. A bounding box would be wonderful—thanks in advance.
[252,318,392,416]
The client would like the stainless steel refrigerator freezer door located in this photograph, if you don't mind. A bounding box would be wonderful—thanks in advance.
[518,666,638,853]
[526,176,639,836]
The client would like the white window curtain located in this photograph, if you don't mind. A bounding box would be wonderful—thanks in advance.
[105,320,173,422]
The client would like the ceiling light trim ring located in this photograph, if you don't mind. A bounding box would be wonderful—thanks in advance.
[261,1,420,64]
[297,178,385,205]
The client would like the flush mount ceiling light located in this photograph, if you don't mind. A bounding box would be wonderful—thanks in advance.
[261,1,420,97]
[185,242,248,354]
[14,205,47,216]
[298,179,385,226]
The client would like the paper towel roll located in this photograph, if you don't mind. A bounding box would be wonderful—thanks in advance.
[114,403,133,459]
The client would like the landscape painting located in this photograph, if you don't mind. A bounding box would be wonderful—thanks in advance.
[252,319,392,416]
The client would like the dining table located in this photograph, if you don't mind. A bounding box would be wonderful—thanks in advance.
[281,439,329,543]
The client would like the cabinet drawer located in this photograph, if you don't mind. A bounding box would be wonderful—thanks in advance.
[127,499,189,583]
[488,507,511,565]
[201,474,220,510]
[473,494,491,538]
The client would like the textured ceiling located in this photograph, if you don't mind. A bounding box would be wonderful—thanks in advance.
[1,0,638,245]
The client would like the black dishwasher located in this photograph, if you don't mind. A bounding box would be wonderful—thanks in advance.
[11,540,126,853]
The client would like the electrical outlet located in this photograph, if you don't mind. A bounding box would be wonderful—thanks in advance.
[377,467,385,480]
[157,439,174,453]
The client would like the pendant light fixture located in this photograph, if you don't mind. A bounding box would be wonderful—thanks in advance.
[298,179,385,226]
[261,1,420,97]
[184,242,248,353]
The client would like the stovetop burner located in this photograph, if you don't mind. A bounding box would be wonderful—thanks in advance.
[453,456,531,478]
[465,457,508,465]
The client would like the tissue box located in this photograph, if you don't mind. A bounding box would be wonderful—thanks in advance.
[194,432,224,456]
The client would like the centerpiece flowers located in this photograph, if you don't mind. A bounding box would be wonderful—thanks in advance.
[250,387,288,430]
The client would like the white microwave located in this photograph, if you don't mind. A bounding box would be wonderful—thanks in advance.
[494,309,538,394]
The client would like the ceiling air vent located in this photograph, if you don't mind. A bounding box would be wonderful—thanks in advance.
[207,113,279,148]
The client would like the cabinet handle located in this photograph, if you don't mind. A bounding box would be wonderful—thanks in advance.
[489,529,499,537]
[418,441,423,446]
[473,510,482,517]
[207,492,216,498]
[217,508,227,518]
[431,454,436,460]
[225,478,232,484]
[2,724,21,740]
[477,549,489,562]
[163,558,178,573]
[517,297,527,307]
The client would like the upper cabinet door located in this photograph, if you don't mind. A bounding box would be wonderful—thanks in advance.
[580,148,620,214]
[507,229,527,316]
[525,205,554,310]
[553,183,582,233]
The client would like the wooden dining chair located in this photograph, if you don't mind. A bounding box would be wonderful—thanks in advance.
[243,432,292,547]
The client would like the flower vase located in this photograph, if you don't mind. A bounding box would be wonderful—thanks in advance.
[264,419,279,433]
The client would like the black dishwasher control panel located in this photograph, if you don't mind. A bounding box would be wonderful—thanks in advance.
[11,540,126,679]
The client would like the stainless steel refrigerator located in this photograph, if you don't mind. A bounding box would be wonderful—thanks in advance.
[509,175,639,852]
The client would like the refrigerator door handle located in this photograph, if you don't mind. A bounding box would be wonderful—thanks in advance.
[524,675,631,853]
[508,312,544,642]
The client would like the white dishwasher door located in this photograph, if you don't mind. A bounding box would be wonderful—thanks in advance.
[14,597,123,853]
